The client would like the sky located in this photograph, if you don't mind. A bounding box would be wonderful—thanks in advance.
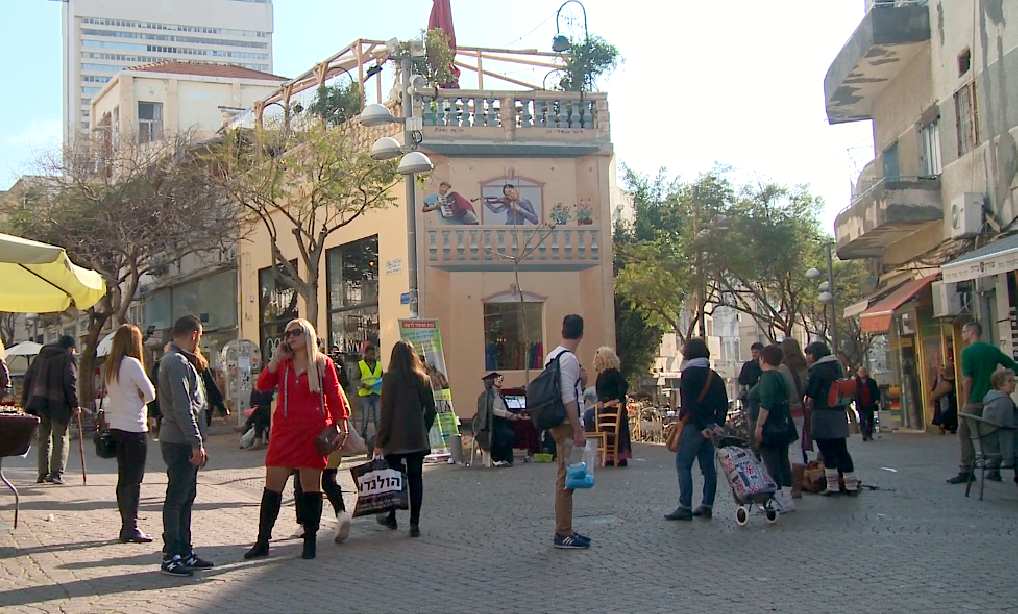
[0,0,875,233]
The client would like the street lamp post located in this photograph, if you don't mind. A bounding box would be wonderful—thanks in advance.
[363,38,435,319]
[806,242,838,356]
[552,0,589,53]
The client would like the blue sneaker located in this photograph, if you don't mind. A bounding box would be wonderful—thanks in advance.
[554,534,590,549]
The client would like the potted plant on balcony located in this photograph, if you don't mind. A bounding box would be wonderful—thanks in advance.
[556,35,621,92]
[549,202,572,226]
[575,200,593,225]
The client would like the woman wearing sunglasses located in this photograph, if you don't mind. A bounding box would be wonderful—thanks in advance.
[244,318,349,560]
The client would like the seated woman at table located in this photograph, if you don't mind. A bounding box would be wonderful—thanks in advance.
[594,347,632,467]
[476,372,516,467]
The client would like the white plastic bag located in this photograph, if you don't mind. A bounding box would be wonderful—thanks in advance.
[239,428,256,449]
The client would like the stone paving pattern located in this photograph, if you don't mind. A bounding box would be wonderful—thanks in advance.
[2,425,1017,614]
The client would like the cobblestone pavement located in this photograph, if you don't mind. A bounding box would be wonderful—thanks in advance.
[2,424,1017,614]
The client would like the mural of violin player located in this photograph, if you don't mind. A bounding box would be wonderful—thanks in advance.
[421,180,480,225]
[481,179,541,226]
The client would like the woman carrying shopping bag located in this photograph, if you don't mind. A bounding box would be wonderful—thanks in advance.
[372,340,437,538]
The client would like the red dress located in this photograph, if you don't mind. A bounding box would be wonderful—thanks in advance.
[257,357,349,469]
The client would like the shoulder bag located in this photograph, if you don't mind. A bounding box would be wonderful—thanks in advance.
[93,410,117,459]
[666,370,714,453]
[760,376,799,447]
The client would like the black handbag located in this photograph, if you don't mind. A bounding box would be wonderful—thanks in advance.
[760,377,799,447]
[93,412,117,459]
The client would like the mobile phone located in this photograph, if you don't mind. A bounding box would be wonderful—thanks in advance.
[279,341,291,355]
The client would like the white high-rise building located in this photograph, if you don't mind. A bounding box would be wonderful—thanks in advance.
[61,0,274,141]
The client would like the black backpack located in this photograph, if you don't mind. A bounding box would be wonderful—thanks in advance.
[527,351,570,431]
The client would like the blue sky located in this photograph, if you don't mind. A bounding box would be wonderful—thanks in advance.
[0,0,874,232]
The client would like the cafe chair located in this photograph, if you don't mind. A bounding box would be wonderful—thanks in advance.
[594,401,623,467]
[959,412,1013,501]
[465,413,492,468]
[0,412,41,529]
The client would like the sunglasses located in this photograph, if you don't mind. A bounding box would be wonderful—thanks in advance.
[284,329,304,338]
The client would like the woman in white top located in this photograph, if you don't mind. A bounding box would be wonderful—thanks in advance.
[103,324,157,543]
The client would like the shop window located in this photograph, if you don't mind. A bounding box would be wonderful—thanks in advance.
[259,261,298,359]
[484,301,544,371]
[326,236,378,355]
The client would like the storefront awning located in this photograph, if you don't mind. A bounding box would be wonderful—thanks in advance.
[941,233,1018,283]
[859,275,938,333]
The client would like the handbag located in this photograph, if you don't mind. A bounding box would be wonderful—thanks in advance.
[760,376,799,447]
[666,371,714,453]
[93,411,117,459]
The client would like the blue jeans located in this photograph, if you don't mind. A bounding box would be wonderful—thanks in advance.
[359,395,381,437]
[675,423,717,509]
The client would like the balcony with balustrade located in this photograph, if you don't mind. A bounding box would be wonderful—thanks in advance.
[835,172,942,259]
[426,226,601,271]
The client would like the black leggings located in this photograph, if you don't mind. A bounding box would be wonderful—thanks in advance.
[111,429,147,532]
[759,444,792,488]
[294,469,346,523]
[815,438,855,474]
[385,451,425,526]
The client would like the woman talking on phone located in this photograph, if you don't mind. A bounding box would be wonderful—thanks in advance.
[244,318,349,560]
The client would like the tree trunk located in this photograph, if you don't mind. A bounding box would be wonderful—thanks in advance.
[79,313,108,409]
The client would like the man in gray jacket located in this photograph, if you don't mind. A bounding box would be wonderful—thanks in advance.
[157,315,213,577]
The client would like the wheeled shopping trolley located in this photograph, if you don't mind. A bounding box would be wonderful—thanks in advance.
[712,434,780,526]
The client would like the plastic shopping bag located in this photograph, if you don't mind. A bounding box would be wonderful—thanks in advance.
[565,440,596,489]
[350,457,410,517]
[239,428,256,449]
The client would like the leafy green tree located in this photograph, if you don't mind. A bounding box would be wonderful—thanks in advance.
[557,35,621,92]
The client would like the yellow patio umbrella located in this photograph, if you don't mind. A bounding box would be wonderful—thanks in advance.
[0,232,106,313]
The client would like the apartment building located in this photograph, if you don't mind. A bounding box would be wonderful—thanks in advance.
[824,0,1018,430]
[62,0,273,140]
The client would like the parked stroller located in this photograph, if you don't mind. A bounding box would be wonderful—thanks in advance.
[713,434,780,526]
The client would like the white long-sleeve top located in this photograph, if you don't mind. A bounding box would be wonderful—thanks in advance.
[105,357,156,433]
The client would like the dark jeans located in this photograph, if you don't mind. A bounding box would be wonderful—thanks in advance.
[815,438,855,474]
[386,451,425,526]
[490,417,515,464]
[759,444,792,488]
[675,423,717,509]
[161,442,198,559]
[294,468,345,523]
[859,407,876,438]
[111,429,147,533]
[246,405,271,439]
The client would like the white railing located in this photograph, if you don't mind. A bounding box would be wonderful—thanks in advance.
[866,0,927,10]
[426,228,600,264]
[418,90,601,131]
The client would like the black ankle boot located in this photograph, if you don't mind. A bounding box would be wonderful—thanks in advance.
[301,491,323,560]
[245,489,282,560]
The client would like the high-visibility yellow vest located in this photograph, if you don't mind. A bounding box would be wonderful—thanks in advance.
[358,360,382,396]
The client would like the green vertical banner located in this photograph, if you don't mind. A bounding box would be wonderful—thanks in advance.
[398,319,460,458]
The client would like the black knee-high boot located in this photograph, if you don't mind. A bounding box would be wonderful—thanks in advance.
[301,491,323,560]
[245,488,282,559]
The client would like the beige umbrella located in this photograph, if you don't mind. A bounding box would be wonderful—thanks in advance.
[0,232,106,313]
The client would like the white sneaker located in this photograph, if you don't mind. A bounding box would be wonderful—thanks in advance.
[780,487,796,513]
[334,511,352,544]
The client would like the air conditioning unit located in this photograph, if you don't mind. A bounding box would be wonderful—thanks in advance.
[932,281,968,317]
[948,192,984,238]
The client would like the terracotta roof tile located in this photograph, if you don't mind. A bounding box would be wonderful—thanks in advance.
[126,61,286,82]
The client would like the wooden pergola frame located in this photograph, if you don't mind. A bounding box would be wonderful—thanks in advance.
[251,38,567,126]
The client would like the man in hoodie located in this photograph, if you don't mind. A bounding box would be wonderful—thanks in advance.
[980,370,1016,483]
[157,315,213,578]
[21,335,80,485]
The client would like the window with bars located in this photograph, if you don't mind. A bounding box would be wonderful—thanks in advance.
[138,102,163,143]
[955,82,978,156]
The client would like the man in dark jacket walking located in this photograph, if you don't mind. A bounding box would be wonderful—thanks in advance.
[22,335,80,485]
[854,367,880,441]
[739,342,764,442]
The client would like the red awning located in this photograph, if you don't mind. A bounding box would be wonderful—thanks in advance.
[859,275,939,333]
[428,0,461,88]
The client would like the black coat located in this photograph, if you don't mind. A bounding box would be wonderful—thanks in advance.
[377,372,437,455]
[22,345,79,423]
[855,376,880,410]
[595,368,628,403]
[679,366,729,430]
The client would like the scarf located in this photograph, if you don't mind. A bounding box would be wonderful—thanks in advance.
[680,357,710,371]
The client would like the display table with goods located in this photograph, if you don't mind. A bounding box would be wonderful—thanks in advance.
[0,408,41,529]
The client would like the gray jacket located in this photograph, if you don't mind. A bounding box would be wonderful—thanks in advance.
[981,389,1016,428]
[157,344,207,449]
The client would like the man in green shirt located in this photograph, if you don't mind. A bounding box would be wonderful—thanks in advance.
[947,322,1018,484]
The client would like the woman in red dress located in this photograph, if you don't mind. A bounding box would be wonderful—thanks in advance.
[244,318,348,560]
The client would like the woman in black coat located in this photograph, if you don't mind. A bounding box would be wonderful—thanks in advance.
[593,347,632,466]
[372,340,437,537]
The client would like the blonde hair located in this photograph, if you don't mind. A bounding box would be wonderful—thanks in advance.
[593,346,621,374]
[287,318,325,393]
[104,324,144,385]
[990,369,1015,390]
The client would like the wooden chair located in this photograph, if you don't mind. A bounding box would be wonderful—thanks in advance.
[594,401,623,467]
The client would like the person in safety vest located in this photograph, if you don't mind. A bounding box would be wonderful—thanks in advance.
[357,345,383,439]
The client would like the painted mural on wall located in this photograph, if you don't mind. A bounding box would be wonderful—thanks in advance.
[420,163,599,228]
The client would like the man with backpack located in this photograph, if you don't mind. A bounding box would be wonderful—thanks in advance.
[528,314,589,550]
